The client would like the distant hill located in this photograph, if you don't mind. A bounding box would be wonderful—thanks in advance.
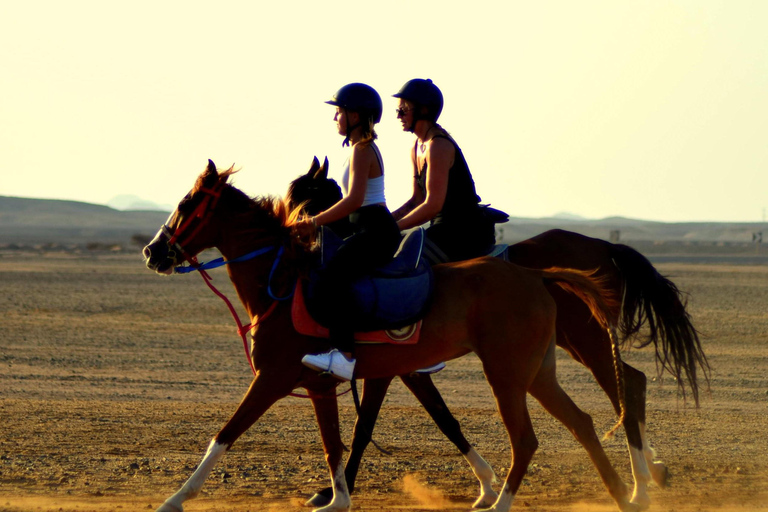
[1,195,765,257]
[107,194,173,212]
[0,196,168,247]
[498,215,766,246]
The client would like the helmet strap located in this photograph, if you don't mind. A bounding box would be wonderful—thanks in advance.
[342,110,363,147]
[343,121,360,147]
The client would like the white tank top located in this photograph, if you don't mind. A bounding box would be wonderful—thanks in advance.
[341,143,387,207]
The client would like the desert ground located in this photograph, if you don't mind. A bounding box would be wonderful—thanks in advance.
[0,251,766,512]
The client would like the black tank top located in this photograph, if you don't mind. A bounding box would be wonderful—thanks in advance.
[416,135,483,224]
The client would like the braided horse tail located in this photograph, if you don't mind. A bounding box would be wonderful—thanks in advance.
[539,267,626,438]
[609,244,710,406]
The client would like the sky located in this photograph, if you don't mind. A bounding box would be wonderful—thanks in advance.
[2,1,766,223]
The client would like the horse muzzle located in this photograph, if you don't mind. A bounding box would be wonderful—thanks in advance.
[143,231,177,275]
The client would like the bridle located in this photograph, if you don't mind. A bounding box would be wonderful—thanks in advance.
[163,180,226,267]
[161,178,292,376]
[159,178,351,400]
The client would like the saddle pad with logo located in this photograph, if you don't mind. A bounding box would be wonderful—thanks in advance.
[291,282,421,344]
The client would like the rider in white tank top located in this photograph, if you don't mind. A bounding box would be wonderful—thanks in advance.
[341,143,387,206]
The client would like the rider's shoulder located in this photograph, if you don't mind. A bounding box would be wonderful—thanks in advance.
[426,135,454,158]
[351,141,376,160]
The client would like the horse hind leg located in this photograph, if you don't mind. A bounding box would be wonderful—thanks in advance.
[592,355,658,509]
[562,319,660,509]
[528,342,641,512]
[605,362,667,509]
[401,373,499,509]
[619,364,654,509]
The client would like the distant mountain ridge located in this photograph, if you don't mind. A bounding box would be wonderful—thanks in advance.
[1,195,765,248]
[107,194,173,212]
[0,195,169,246]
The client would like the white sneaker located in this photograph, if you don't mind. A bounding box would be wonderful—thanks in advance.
[301,349,355,381]
[414,362,446,374]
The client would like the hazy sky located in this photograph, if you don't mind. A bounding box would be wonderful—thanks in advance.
[2,1,766,222]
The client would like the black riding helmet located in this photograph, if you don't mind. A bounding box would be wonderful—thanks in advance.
[393,78,444,131]
[326,83,382,146]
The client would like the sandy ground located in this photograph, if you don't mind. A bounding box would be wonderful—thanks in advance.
[1,252,767,512]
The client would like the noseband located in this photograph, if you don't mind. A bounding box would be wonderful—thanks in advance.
[162,182,225,266]
[158,179,297,377]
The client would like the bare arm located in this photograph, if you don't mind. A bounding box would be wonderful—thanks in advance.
[312,144,373,226]
[396,137,454,231]
[392,145,422,221]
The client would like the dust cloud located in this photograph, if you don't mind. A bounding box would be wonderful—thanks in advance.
[401,473,453,509]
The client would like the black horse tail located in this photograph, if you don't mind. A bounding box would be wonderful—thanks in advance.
[610,243,711,406]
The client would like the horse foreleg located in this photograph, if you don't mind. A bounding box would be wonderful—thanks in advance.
[305,377,394,508]
[401,373,498,509]
[310,391,351,512]
[155,372,290,512]
[155,439,228,512]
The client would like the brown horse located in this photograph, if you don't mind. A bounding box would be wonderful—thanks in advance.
[143,160,639,512]
[289,157,710,510]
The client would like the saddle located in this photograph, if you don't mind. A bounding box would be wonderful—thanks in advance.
[292,228,433,343]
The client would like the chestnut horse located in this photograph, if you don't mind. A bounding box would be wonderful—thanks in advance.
[144,160,638,512]
[288,157,709,510]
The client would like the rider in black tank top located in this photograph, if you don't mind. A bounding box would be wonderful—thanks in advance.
[393,79,495,263]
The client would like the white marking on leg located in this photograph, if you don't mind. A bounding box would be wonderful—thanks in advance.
[157,439,228,512]
[313,459,351,512]
[627,443,651,509]
[463,447,499,508]
[640,422,668,488]
[488,482,515,512]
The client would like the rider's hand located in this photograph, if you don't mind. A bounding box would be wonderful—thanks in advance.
[293,217,317,240]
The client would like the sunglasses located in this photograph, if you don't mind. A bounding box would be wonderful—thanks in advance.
[395,107,412,118]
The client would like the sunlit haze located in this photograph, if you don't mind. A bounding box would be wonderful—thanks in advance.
[2,1,766,222]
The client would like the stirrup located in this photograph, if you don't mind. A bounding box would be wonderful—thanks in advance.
[414,362,446,374]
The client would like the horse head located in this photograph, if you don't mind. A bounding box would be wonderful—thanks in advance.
[286,156,353,238]
[143,160,246,274]
[286,156,342,215]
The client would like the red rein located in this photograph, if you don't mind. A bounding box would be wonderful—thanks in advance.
[170,179,348,398]
[193,262,277,377]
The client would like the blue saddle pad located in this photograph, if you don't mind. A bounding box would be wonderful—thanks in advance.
[307,228,433,331]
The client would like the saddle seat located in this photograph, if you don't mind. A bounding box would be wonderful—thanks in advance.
[293,228,433,344]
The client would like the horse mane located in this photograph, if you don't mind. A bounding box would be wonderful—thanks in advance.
[205,169,314,255]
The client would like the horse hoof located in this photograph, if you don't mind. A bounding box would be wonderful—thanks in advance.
[472,491,499,509]
[311,501,351,512]
[305,491,332,508]
[651,462,669,489]
[630,493,651,511]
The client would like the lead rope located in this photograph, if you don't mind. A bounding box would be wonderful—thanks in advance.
[190,257,274,377]
[182,254,352,400]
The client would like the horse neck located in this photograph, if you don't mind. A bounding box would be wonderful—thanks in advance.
[218,234,302,321]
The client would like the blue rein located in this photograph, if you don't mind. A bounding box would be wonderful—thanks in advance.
[174,245,294,301]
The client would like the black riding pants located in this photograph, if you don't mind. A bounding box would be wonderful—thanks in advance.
[314,205,401,353]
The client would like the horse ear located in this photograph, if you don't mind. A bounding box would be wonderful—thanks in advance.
[314,157,329,180]
[202,159,220,187]
[308,156,320,177]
